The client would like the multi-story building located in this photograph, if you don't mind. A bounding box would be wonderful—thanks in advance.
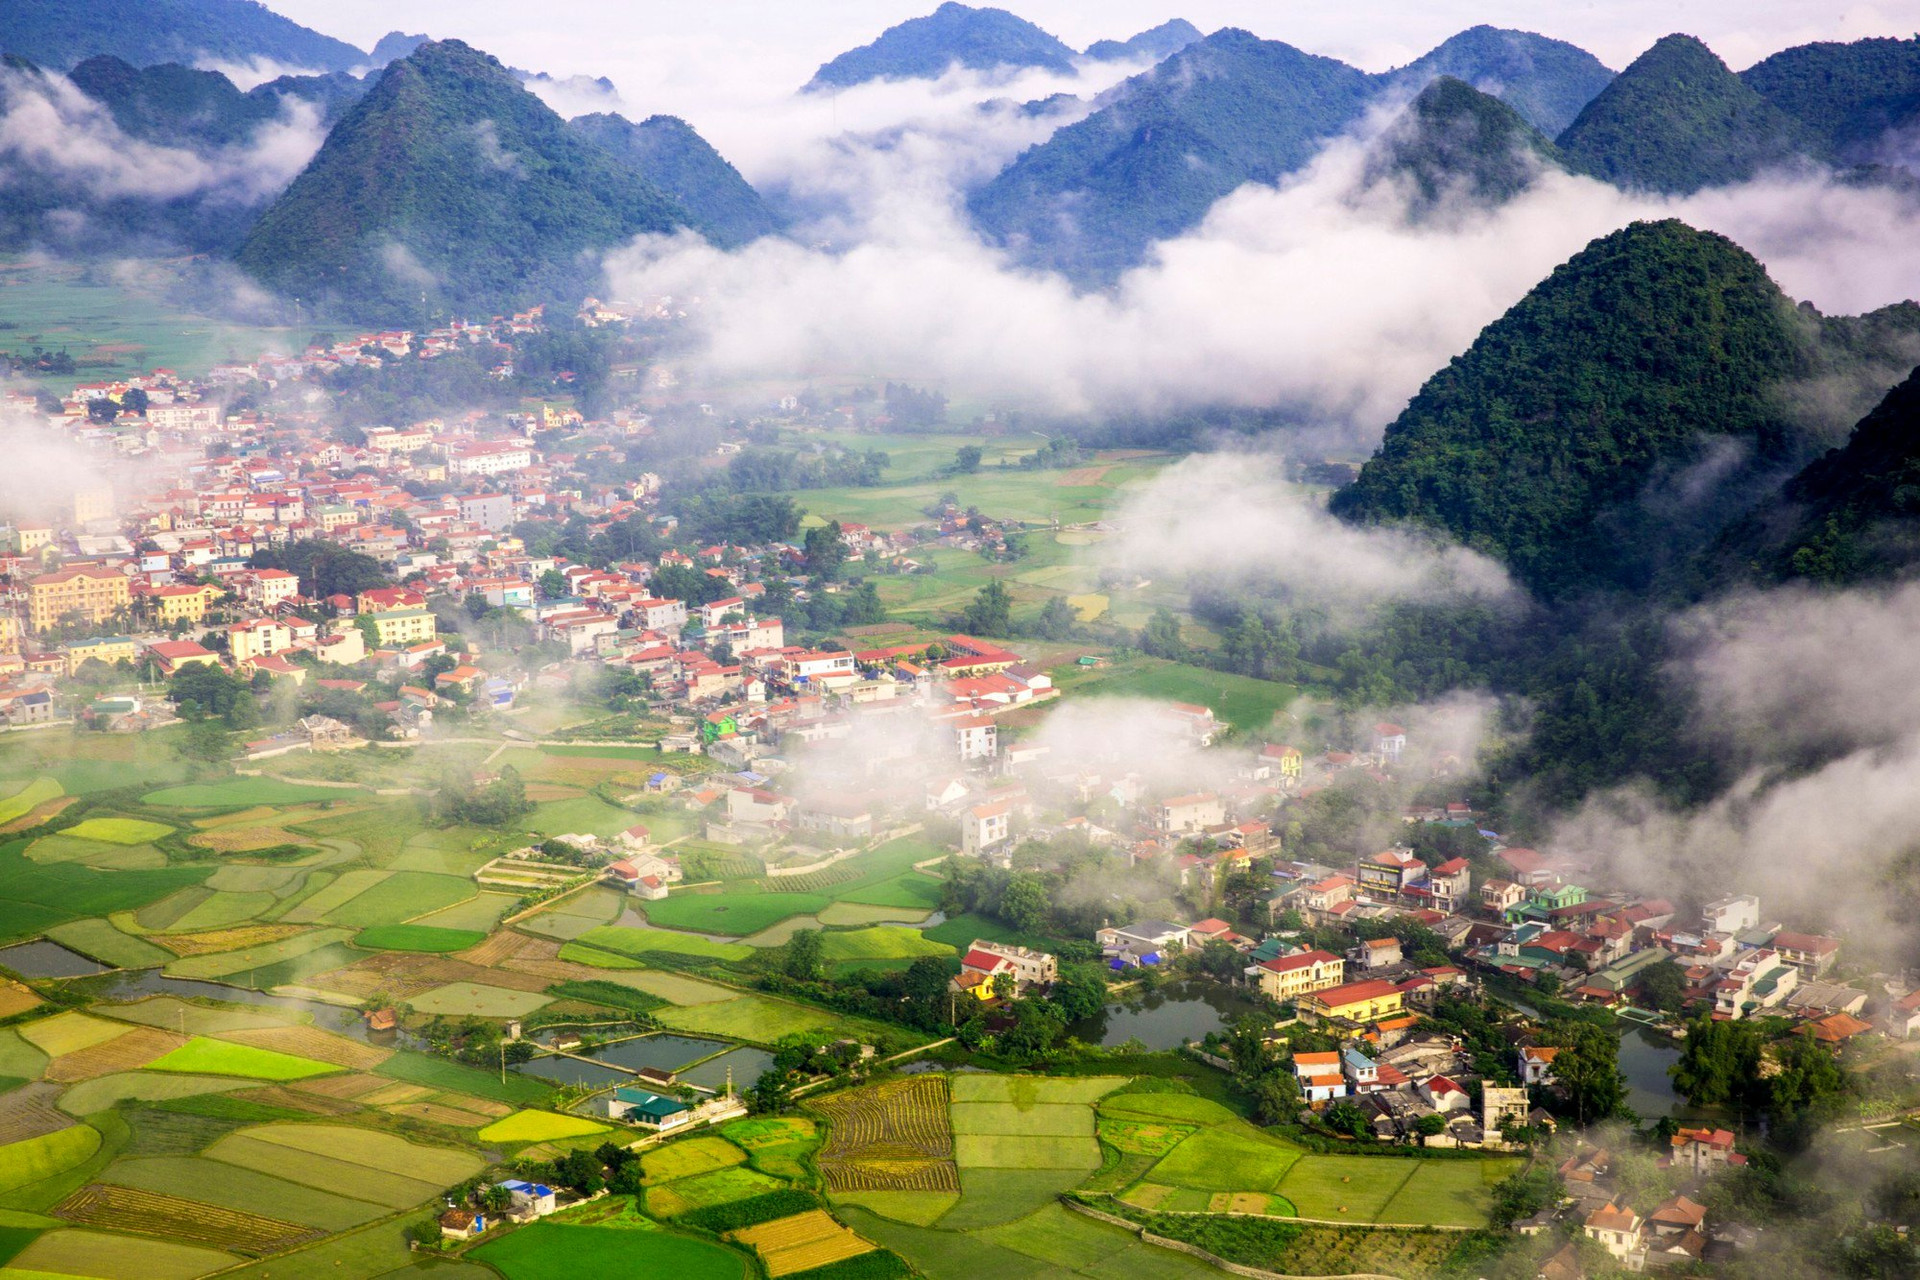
[447,441,533,476]
[457,493,515,531]
[244,568,300,610]
[1250,948,1344,1002]
[147,582,221,626]
[1156,792,1225,836]
[632,597,688,632]
[365,609,437,648]
[961,801,1011,860]
[28,566,130,632]
[1300,978,1404,1025]
[0,613,19,656]
[229,618,292,663]
[64,635,137,675]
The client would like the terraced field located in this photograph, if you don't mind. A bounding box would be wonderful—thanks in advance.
[53,1182,326,1254]
[813,1076,959,1193]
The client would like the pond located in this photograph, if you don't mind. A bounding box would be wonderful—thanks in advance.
[0,940,109,978]
[1067,979,1265,1050]
[680,1047,775,1091]
[1618,1025,1682,1118]
[77,969,400,1047]
[513,1054,633,1088]
[588,1034,729,1074]
[512,1033,740,1089]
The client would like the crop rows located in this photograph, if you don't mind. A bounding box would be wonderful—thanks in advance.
[811,1077,958,1193]
[54,1183,326,1255]
[154,924,307,956]
[732,1209,876,1277]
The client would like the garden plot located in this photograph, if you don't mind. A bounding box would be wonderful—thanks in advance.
[6,1227,236,1280]
[44,1026,185,1082]
[98,1156,391,1229]
[53,1182,327,1255]
[730,1208,876,1276]
[812,1076,959,1194]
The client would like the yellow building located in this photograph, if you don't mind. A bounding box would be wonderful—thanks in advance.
[228,618,292,663]
[367,609,437,647]
[65,636,137,675]
[1252,949,1345,1003]
[72,486,113,525]
[28,567,130,632]
[16,528,51,554]
[149,583,221,626]
[0,614,17,656]
[1300,979,1404,1025]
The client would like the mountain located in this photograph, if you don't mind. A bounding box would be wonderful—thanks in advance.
[1740,36,1920,163]
[967,29,1374,281]
[1360,76,1565,217]
[1084,20,1202,64]
[236,40,691,323]
[0,0,365,73]
[572,113,780,247]
[66,56,364,147]
[368,31,429,68]
[1759,356,1920,581]
[1555,34,1815,193]
[804,3,1076,91]
[1329,220,1866,597]
[1384,25,1614,137]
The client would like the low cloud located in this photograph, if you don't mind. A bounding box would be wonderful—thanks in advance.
[604,113,1920,433]
[1097,453,1518,607]
[0,63,326,205]
[191,55,326,92]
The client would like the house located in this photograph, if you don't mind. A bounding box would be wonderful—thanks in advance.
[496,1180,557,1217]
[1583,1202,1644,1268]
[1373,721,1406,761]
[1097,921,1191,967]
[1293,1051,1347,1103]
[605,1087,693,1131]
[1518,1046,1560,1086]
[1342,1046,1380,1091]
[1670,1127,1740,1175]
[438,1209,485,1241]
[1701,894,1760,935]
[1480,879,1526,915]
[1353,937,1402,970]
[1249,949,1344,1003]
[1425,857,1471,912]
[1156,793,1225,837]
[1768,931,1839,974]
[1646,1195,1708,1267]
[1358,848,1427,899]
[1886,989,1920,1039]
[1482,1086,1530,1139]
[964,940,1056,990]
[961,801,1012,860]
[1300,979,1404,1026]
[1419,1075,1470,1113]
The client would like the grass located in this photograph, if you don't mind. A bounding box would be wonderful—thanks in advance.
[142,779,361,808]
[524,797,650,839]
[143,1037,339,1081]
[54,1073,253,1116]
[0,781,60,827]
[644,1135,747,1183]
[655,996,847,1044]
[650,1166,789,1216]
[322,871,475,928]
[827,1190,958,1227]
[57,818,171,845]
[0,840,209,945]
[478,1110,611,1144]
[0,1125,98,1192]
[1147,1126,1302,1193]
[7,1226,236,1280]
[567,926,754,964]
[1059,656,1297,734]
[42,919,169,970]
[817,928,952,962]
[407,982,552,1018]
[474,1221,748,1280]
[352,924,486,953]
[644,892,832,937]
[376,1049,553,1104]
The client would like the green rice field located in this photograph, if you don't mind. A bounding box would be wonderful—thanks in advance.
[351,924,486,953]
[474,1221,747,1279]
[143,1037,339,1081]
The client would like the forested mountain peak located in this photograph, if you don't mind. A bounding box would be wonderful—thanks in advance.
[1739,35,1920,163]
[1383,25,1615,136]
[235,39,691,323]
[1083,19,1203,64]
[1555,33,1815,193]
[804,3,1077,91]
[1361,75,1566,217]
[0,0,365,72]
[571,112,782,248]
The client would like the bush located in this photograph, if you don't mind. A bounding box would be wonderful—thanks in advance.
[676,1188,821,1234]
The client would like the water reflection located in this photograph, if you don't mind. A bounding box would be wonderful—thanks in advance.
[1067,979,1264,1049]
[0,940,108,978]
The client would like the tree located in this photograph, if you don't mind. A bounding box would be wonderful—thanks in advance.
[1490,1166,1564,1228]
[802,521,847,581]
[1324,1102,1371,1138]
[355,615,381,650]
[955,446,982,473]
[1250,1073,1301,1125]
[1033,595,1075,640]
[999,873,1049,934]
[173,719,232,764]
[538,570,569,600]
[1048,965,1107,1022]
[785,929,824,981]
[1139,607,1185,659]
[1548,1023,1625,1124]
[1415,1113,1447,1138]
[1672,1015,1765,1111]
[1639,958,1687,1012]
[961,580,1012,636]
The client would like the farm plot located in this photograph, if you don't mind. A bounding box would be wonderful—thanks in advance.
[158,925,335,969]
[352,924,485,953]
[730,1209,876,1277]
[828,1189,958,1226]
[217,1026,391,1070]
[953,1076,1129,1106]
[43,1026,184,1082]
[144,779,360,808]
[566,924,754,964]
[205,1133,451,1209]
[98,1156,389,1230]
[0,1083,73,1144]
[643,890,830,937]
[91,997,289,1036]
[648,1166,788,1217]
[1145,1125,1302,1193]
[722,1117,818,1180]
[61,817,172,844]
[53,1182,326,1254]
[643,1134,746,1183]
[953,1132,1101,1170]
[0,977,41,1019]
[815,902,930,927]
[407,891,516,932]
[203,865,307,895]
[144,1036,339,1080]
[20,1012,130,1058]
[976,1202,1139,1272]
[816,927,951,962]
[375,1050,553,1105]
[408,982,552,1018]
[655,995,844,1043]
[6,1227,237,1280]
[474,1221,748,1280]
[282,868,390,924]
[1375,1156,1521,1228]
[55,1072,254,1116]
[165,889,278,934]
[0,1028,47,1079]
[950,1103,1093,1137]
[0,1123,101,1192]
[835,873,945,911]
[45,918,170,969]
[26,834,166,869]
[478,1110,610,1144]
[812,1076,958,1194]
[321,871,476,928]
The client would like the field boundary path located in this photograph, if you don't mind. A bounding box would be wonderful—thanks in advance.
[1061,1199,1405,1279]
